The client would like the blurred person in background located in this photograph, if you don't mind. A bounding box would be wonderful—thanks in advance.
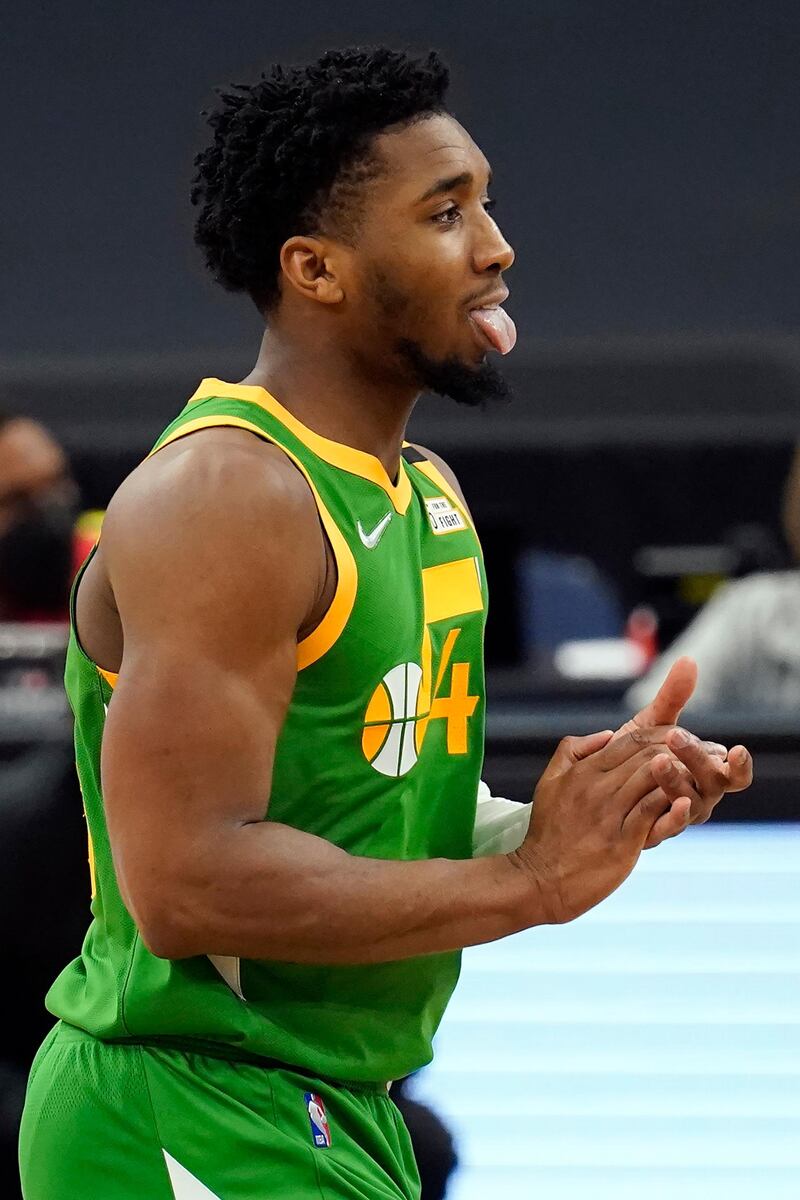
[0,747,88,1200]
[391,1077,458,1200]
[626,443,800,712]
[0,410,80,622]
[0,409,92,1195]
[17,46,752,1200]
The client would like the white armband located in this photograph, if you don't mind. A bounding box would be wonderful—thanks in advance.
[472,779,532,857]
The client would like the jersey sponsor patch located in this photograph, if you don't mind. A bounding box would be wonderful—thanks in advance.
[305,1092,332,1147]
[425,496,467,535]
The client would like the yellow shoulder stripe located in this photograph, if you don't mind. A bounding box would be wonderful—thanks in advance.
[188,378,412,515]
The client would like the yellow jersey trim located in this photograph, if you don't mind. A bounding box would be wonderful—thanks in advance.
[189,379,412,516]
[147,414,358,671]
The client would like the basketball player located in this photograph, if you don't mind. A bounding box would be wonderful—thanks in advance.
[19,47,753,1200]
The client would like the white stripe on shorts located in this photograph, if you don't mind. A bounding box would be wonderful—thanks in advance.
[163,1150,222,1199]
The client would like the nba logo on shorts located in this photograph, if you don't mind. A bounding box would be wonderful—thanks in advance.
[304,1092,332,1148]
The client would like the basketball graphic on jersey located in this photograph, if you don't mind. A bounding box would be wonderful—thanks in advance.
[362,662,424,777]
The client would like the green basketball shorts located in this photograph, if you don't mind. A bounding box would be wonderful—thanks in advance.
[19,1022,421,1199]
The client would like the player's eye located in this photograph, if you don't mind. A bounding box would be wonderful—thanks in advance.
[432,199,497,227]
[432,205,462,226]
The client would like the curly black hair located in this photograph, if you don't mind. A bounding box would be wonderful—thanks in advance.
[191,46,451,312]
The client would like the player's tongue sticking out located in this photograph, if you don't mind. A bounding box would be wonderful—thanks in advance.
[468,306,517,355]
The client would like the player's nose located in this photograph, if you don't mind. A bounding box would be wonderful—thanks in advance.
[472,225,515,274]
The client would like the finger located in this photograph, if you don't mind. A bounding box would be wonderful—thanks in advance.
[649,753,711,822]
[649,752,700,799]
[544,730,615,780]
[612,759,675,818]
[614,656,698,740]
[643,797,693,848]
[627,792,691,845]
[598,726,675,770]
[569,729,616,761]
[618,752,709,826]
[725,745,754,792]
[702,741,728,758]
[666,729,729,796]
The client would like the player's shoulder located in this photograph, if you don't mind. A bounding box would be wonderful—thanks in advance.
[109,426,318,535]
[406,441,471,517]
[101,425,325,595]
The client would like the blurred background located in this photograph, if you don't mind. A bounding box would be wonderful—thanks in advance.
[2,1,799,1196]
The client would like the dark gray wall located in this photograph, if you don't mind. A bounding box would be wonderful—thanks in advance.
[3,0,800,362]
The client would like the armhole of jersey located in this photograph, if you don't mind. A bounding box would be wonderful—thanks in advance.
[68,541,120,692]
[148,416,358,671]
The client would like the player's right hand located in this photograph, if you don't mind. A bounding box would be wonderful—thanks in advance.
[509,728,692,926]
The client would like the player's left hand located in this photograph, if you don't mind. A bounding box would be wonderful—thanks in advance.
[613,656,753,849]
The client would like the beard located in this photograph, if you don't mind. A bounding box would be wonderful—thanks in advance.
[395,337,513,408]
[363,266,513,407]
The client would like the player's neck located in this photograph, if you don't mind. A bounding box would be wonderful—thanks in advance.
[239,327,418,481]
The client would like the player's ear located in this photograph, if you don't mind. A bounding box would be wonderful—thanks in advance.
[279,236,345,306]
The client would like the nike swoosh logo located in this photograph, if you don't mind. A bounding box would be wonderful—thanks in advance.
[357,512,393,549]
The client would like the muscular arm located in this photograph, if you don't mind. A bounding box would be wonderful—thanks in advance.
[100,431,537,965]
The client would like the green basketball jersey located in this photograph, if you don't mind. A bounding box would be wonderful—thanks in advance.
[48,378,488,1085]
